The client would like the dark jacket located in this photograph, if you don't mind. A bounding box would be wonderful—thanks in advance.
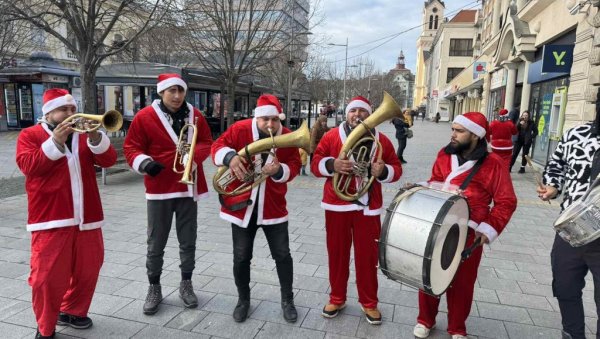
[516,119,538,145]
[392,118,409,140]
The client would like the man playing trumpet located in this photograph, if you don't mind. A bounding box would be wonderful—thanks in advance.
[16,89,117,338]
[311,95,402,325]
[211,94,301,323]
[124,73,212,315]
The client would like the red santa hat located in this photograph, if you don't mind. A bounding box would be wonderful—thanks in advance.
[453,112,488,138]
[345,96,372,115]
[42,89,77,115]
[254,94,285,120]
[157,73,187,93]
[498,108,509,116]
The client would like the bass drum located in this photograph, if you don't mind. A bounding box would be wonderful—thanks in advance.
[379,186,469,296]
[554,183,600,247]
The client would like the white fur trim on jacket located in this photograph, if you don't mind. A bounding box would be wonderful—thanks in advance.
[157,77,187,93]
[377,164,394,183]
[214,147,235,166]
[87,131,110,154]
[319,156,335,176]
[476,222,499,243]
[42,137,66,160]
[271,163,290,183]
[454,115,486,138]
[132,154,152,174]
[491,144,514,150]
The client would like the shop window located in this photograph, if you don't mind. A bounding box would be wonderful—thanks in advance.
[449,39,473,57]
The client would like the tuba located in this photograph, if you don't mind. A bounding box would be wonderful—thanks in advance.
[174,117,198,185]
[62,110,123,133]
[213,120,310,196]
[333,91,403,201]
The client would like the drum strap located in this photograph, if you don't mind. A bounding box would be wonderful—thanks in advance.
[459,153,487,191]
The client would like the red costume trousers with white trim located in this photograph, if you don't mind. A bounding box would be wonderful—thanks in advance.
[325,210,380,309]
[417,232,483,336]
[492,149,512,170]
[29,226,104,336]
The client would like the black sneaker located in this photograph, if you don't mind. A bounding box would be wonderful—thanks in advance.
[143,284,163,315]
[518,167,525,174]
[233,299,250,322]
[35,329,55,338]
[57,313,93,329]
[281,299,298,323]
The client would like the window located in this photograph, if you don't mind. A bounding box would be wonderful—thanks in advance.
[429,15,433,29]
[434,15,439,29]
[449,39,473,56]
[446,68,464,83]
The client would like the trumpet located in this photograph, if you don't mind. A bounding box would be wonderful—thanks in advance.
[174,117,198,185]
[213,120,310,196]
[333,92,403,201]
[62,110,123,133]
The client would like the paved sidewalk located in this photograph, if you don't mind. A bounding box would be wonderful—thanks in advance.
[0,119,595,338]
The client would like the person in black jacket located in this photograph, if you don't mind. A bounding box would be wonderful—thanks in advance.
[391,116,410,164]
[510,111,538,173]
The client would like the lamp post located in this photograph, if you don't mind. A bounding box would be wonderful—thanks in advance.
[286,30,311,128]
[368,77,378,101]
[328,38,348,125]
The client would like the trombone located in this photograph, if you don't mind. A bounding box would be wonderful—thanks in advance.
[174,117,198,185]
[62,110,123,133]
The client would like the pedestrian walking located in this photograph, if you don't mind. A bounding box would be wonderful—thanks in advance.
[16,89,117,338]
[299,148,308,175]
[510,111,538,173]
[123,73,213,315]
[391,115,410,164]
[435,112,441,123]
[310,115,329,163]
[489,108,517,170]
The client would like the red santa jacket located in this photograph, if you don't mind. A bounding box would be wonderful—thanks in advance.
[429,148,517,243]
[489,120,517,151]
[211,118,301,228]
[310,122,402,215]
[124,100,212,200]
[16,124,116,232]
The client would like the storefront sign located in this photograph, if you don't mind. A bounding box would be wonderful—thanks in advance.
[490,69,506,90]
[41,74,69,83]
[473,62,486,79]
[542,45,574,73]
[431,89,438,98]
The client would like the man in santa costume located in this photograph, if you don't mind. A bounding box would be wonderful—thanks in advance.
[488,108,517,170]
[16,89,117,338]
[413,112,517,339]
[310,96,402,325]
[211,94,301,323]
[123,73,212,315]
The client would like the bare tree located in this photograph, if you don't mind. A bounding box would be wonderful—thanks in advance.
[184,0,291,127]
[0,4,36,69]
[4,0,174,113]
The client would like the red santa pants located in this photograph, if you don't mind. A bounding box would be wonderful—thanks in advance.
[417,231,483,336]
[29,226,104,336]
[325,210,381,309]
[492,149,513,170]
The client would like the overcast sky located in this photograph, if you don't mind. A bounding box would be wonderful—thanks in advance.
[310,0,480,74]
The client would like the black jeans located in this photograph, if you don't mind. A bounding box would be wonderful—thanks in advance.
[551,233,600,339]
[510,140,532,169]
[396,137,407,161]
[231,211,293,301]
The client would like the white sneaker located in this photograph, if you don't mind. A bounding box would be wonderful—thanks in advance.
[452,335,468,339]
[413,323,434,338]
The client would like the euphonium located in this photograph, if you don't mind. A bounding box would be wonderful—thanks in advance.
[333,91,403,201]
[62,110,123,133]
[174,117,198,185]
[213,120,311,196]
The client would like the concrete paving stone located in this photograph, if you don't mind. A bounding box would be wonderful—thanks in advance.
[476,266,498,280]
[514,261,552,275]
[494,268,536,283]
[164,308,209,332]
[530,271,553,285]
[250,283,288,302]
[517,281,554,297]
[159,270,213,289]
[300,253,329,266]
[314,265,329,279]
[192,312,264,338]
[112,299,183,326]
[247,267,281,286]
[496,291,554,311]
[89,292,134,316]
[95,276,133,295]
[118,266,151,283]
[0,321,36,339]
[476,276,522,293]
[392,304,418,325]
[527,309,562,329]
[585,317,598,335]
[1,306,37,329]
[473,287,499,304]
[504,322,563,339]
[531,254,551,266]
[61,313,147,338]
[293,290,330,309]
[200,262,232,280]
[197,251,233,265]
[300,308,361,337]
[0,298,30,322]
[488,243,539,255]
[201,276,242,296]
[249,300,309,327]
[113,280,176,300]
[1,249,30,264]
[103,250,144,265]
[99,262,135,278]
[465,316,509,339]
[132,324,210,338]
[479,257,518,271]
[293,262,319,277]
[0,277,30,299]
[377,287,419,308]
[0,262,29,278]
[293,274,329,293]
[103,230,141,242]
[201,294,258,316]
[255,322,326,339]
[476,301,533,324]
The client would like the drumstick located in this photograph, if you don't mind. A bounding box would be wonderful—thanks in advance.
[524,155,551,205]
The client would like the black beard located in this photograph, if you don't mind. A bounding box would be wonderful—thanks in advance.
[445,140,469,154]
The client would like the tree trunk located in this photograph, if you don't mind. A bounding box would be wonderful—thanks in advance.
[80,64,98,115]
[226,78,236,127]
[219,83,225,133]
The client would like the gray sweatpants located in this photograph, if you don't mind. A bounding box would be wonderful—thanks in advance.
[146,197,197,278]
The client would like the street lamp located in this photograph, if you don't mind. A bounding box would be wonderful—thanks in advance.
[328,37,348,125]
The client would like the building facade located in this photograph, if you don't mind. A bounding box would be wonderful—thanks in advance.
[388,51,415,109]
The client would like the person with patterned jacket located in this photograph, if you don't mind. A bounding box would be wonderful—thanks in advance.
[123,73,213,315]
[311,95,402,325]
[211,94,301,323]
[537,90,600,339]
[16,89,117,338]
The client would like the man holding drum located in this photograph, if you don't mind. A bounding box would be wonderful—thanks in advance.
[311,96,402,325]
[413,112,517,339]
[537,90,600,339]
